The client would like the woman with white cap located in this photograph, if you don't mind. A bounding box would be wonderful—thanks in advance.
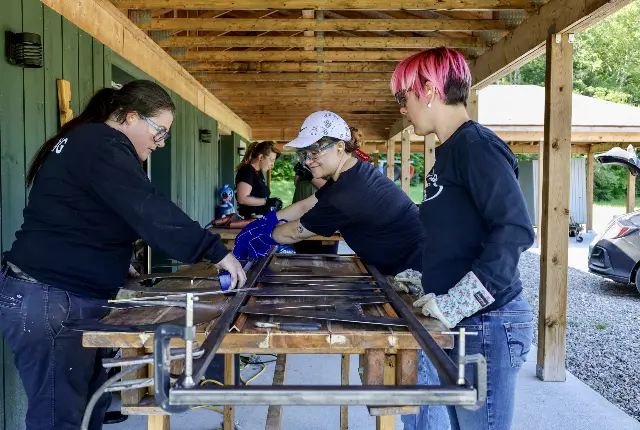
[233,110,425,277]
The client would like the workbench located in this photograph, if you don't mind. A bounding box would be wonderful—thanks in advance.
[209,227,343,250]
[82,255,452,430]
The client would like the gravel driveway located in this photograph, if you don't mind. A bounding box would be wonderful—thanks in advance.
[519,251,640,422]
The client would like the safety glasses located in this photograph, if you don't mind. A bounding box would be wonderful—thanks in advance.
[394,88,413,108]
[138,113,170,144]
[296,141,337,164]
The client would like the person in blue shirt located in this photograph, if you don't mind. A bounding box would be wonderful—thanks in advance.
[391,48,536,430]
[0,80,245,430]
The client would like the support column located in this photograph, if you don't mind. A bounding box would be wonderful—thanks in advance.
[424,134,436,186]
[401,130,411,194]
[586,151,594,232]
[538,141,544,247]
[538,32,574,382]
[373,151,379,168]
[467,89,479,122]
[627,169,636,213]
[386,140,395,181]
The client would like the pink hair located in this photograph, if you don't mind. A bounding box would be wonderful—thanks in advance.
[390,48,471,106]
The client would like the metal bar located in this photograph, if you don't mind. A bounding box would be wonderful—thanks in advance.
[259,274,373,279]
[169,385,478,407]
[246,297,389,309]
[249,290,386,297]
[183,293,196,387]
[364,263,460,387]
[260,283,379,290]
[239,307,406,327]
[258,277,372,284]
[273,254,354,260]
[102,349,204,368]
[187,250,276,384]
[105,378,154,392]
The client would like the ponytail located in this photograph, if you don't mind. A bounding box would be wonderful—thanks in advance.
[235,140,281,171]
[345,127,364,153]
[26,80,175,186]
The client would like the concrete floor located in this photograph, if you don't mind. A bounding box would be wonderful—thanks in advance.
[108,345,640,430]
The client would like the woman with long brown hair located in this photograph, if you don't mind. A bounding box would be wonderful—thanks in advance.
[234,140,283,218]
[0,80,245,430]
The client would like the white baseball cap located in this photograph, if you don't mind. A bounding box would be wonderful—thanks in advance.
[284,111,352,149]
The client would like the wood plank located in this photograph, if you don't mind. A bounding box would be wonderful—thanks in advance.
[23,0,46,171]
[103,46,113,86]
[586,151,594,232]
[179,50,423,62]
[467,89,479,121]
[363,349,385,386]
[78,30,94,110]
[388,117,410,141]
[224,354,235,430]
[537,33,573,382]
[41,0,252,139]
[160,35,487,49]
[627,169,636,213]
[470,0,633,89]
[92,39,105,92]
[185,103,196,219]
[204,72,393,82]
[340,354,350,430]
[376,354,396,430]
[114,0,537,10]
[386,140,395,181]
[401,130,411,194]
[265,354,287,430]
[44,4,64,139]
[121,348,149,405]
[210,82,393,91]
[62,17,80,116]
[143,18,510,32]
[148,415,170,430]
[187,62,398,73]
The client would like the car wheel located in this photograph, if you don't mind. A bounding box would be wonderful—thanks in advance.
[576,236,584,243]
[635,268,640,295]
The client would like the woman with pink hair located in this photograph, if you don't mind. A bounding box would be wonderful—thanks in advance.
[391,48,536,430]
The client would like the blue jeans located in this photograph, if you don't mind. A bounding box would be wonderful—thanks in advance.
[0,268,111,430]
[403,294,534,430]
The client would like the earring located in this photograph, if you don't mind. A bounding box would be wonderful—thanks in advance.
[427,102,432,108]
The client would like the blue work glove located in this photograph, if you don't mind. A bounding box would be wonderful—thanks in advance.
[233,211,285,261]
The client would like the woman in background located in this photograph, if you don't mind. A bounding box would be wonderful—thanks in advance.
[235,140,283,218]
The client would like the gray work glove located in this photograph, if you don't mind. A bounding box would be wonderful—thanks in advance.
[392,269,423,295]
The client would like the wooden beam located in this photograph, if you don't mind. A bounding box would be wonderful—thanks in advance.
[56,79,73,126]
[211,90,391,97]
[224,354,235,429]
[388,117,410,141]
[142,18,511,32]
[480,127,640,143]
[386,140,395,180]
[209,82,392,91]
[265,354,287,430]
[186,62,399,73]
[340,354,349,430]
[586,151,594,232]
[470,0,633,89]
[537,32,573,383]
[115,0,537,11]
[160,35,487,49]
[627,170,636,213]
[258,127,389,141]
[42,0,252,139]
[179,50,423,62]
[537,140,543,243]
[199,72,392,82]
[376,354,397,430]
[424,134,436,184]
[401,130,411,194]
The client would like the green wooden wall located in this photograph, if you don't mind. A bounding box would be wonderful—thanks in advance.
[0,2,224,427]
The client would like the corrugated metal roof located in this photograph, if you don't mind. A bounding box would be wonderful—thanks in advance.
[478,85,640,127]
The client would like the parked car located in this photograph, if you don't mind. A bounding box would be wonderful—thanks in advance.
[588,145,640,294]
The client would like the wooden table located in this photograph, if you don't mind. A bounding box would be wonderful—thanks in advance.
[209,227,343,249]
[83,256,451,430]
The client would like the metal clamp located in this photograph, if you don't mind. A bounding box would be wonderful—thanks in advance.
[441,328,486,410]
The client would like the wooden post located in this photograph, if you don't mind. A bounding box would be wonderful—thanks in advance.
[424,134,436,185]
[627,169,636,213]
[224,354,235,429]
[267,168,272,188]
[401,130,411,194]
[373,151,380,168]
[467,89,479,122]
[376,354,397,430]
[537,32,574,382]
[265,354,287,430]
[386,140,395,181]
[586,151,594,232]
[538,141,544,247]
[57,79,73,126]
[340,354,350,430]
[148,415,170,430]
[121,348,147,406]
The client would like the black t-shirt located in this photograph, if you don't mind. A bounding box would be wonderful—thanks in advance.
[300,159,424,275]
[419,120,535,313]
[3,123,229,299]
[235,164,270,217]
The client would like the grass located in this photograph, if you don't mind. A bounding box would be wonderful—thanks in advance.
[595,196,640,208]
[270,180,425,205]
[595,322,608,330]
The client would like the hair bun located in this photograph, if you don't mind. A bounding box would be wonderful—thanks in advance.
[349,127,364,149]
